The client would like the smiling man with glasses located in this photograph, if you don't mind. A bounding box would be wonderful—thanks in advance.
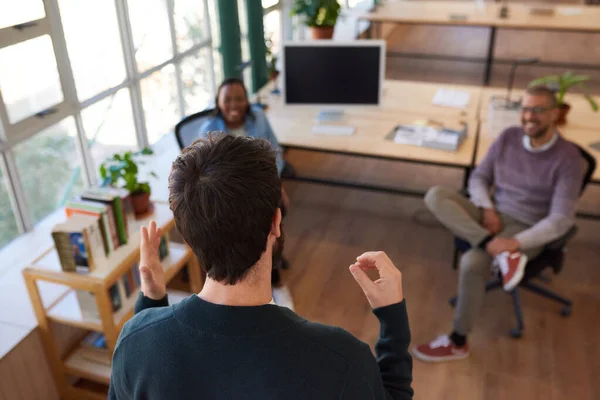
[413,85,586,362]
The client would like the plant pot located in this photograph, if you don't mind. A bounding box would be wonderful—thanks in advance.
[310,26,334,40]
[131,192,151,215]
[269,70,280,82]
[556,103,571,125]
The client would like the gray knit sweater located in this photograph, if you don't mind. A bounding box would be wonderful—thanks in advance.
[469,126,585,249]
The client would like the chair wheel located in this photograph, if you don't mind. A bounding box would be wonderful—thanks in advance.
[510,328,523,339]
[448,297,457,307]
[560,306,572,317]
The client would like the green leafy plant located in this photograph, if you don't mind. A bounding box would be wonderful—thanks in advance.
[99,147,157,195]
[291,0,341,28]
[529,71,599,112]
[265,33,278,77]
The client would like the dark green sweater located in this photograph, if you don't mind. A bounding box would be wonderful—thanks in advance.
[108,293,413,399]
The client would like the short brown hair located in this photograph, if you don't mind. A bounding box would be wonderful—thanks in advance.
[525,85,558,108]
[168,133,281,284]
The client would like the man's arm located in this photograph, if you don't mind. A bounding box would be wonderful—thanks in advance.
[514,156,585,249]
[344,252,413,399]
[134,292,169,314]
[341,303,412,400]
[468,137,501,209]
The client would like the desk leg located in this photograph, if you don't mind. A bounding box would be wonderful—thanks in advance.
[484,26,497,86]
[462,167,472,192]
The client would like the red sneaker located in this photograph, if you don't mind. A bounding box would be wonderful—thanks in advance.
[412,335,470,363]
[495,251,527,291]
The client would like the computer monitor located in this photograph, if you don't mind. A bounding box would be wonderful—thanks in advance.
[281,40,385,107]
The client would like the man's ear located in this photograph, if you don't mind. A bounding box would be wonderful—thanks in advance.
[271,208,282,238]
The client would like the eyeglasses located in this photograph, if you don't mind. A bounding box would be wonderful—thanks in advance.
[521,106,555,114]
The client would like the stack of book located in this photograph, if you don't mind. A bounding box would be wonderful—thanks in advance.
[389,120,467,152]
[79,331,110,366]
[53,187,136,274]
[52,186,171,321]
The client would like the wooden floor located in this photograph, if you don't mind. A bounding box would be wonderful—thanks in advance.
[280,151,600,400]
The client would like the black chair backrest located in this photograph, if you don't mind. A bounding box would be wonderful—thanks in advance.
[576,145,596,194]
[174,108,216,150]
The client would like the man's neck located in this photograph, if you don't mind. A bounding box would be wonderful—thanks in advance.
[198,257,273,307]
[530,127,556,148]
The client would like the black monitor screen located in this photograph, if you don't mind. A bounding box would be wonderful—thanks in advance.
[283,44,382,105]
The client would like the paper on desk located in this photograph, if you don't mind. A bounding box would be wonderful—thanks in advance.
[432,89,471,109]
[558,7,582,16]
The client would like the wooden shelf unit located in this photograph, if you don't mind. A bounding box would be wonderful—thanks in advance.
[22,202,204,400]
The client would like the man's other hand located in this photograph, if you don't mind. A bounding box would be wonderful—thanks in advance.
[139,221,166,300]
[482,208,502,234]
[349,251,404,309]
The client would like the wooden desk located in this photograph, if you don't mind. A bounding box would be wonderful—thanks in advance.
[262,80,479,195]
[360,1,600,85]
[363,2,600,32]
[479,87,600,130]
[476,124,600,183]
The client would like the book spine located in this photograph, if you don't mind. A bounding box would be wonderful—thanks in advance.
[123,194,135,237]
[83,220,108,272]
[113,198,127,245]
[81,227,95,273]
[68,208,112,257]
[105,204,119,251]
[100,212,113,257]
[52,231,76,272]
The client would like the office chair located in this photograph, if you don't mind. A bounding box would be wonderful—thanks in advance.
[174,108,216,149]
[449,145,596,338]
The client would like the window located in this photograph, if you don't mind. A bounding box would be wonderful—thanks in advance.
[0,0,45,30]
[181,49,214,114]
[13,117,85,225]
[0,0,216,249]
[82,89,137,177]
[140,65,180,145]
[0,35,64,124]
[59,0,126,101]
[0,166,20,248]
[174,0,209,51]
[128,0,174,72]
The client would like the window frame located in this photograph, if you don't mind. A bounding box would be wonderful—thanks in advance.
[0,0,216,242]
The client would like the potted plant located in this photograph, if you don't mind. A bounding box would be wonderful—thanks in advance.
[291,0,341,40]
[529,71,598,125]
[99,147,157,215]
[265,33,279,81]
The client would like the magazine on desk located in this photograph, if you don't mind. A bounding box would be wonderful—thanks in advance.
[387,121,467,152]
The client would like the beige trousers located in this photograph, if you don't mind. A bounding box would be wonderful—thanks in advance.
[424,186,543,335]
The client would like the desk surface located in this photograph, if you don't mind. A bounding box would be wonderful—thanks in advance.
[479,87,600,130]
[362,1,600,32]
[264,79,481,119]
[476,123,600,181]
[264,81,478,167]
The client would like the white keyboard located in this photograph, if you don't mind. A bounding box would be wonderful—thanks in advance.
[311,125,356,136]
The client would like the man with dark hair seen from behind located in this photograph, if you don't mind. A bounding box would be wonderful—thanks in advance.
[108,133,413,399]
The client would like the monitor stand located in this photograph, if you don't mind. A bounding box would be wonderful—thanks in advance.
[313,109,355,136]
[317,109,345,123]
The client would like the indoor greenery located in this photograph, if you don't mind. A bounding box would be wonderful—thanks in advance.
[265,33,278,78]
[99,147,157,195]
[529,71,599,111]
[291,0,342,28]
